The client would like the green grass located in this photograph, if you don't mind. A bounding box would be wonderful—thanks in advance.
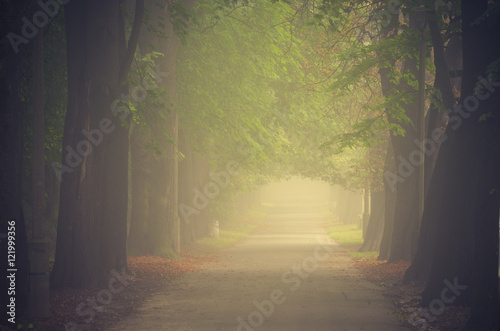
[347,250,379,260]
[327,222,364,249]
[196,226,256,251]
[327,220,378,259]
[192,207,268,254]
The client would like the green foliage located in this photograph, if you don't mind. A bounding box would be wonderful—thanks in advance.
[177,0,301,187]
[175,0,393,198]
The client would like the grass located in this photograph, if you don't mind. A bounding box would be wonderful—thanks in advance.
[191,207,268,254]
[327,222,363,248]
[327,219,378,259]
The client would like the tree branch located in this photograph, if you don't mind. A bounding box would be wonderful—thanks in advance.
[119,0,145,84]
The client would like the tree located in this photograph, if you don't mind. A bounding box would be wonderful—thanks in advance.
[0,0,31,320]
[405,1,499,329]
[359,139,388,252]
[31,28,45,241]
[51,0,144,288]
[128,123,152,255]
[404,0,462,284]
[128,0,196,257]
[385,11,423,262]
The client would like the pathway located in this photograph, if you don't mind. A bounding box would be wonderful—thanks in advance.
[107,204,409,331]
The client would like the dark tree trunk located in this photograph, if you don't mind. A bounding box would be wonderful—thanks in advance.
[379,140,396,260]
[0,1,30,319]
[130,0,195,257]
[135,0,181,257]
[51,0,117,288]
[422,8,460,193]
[376,9,398,261]
[147,144,176,257]
[461,1,500,328]
[386,13,423,262]
[414,1,499,329]
[404,5,462,284]
[415,118,475,306]
[128,124,151,255]
[359,189,385,252]
[100,106,130,271]
[32,29,45,240]
[179,130,197,245]
[469,124,500,329]
[44,166,60,225]
[51,0,143,288]
[360,136,387,251]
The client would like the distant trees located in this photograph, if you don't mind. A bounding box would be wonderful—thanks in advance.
[127,0,199,257]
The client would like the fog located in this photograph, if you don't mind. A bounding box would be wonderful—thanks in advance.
[261,177,330,205]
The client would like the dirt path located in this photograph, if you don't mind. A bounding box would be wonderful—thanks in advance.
[107,205,409,331]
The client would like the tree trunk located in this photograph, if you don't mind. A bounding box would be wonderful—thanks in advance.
[359,189,385,252]
[128,124,152,255]
[422,6,459,193]
[384,8,449,262]
[404,5,462,284]
[412,116,475,306]
[362,185,370,237]
[194,156,211,239]
[379,140,396,260]
[179,130,197,245]
[0,1,30,317]
[139,0,180,257]
[376,9,398,261]
[32,29,45,240]
[461,1,499,328]
[386,14,423,263]
[337,188,361,225]
[360,134,387,251]
[147,145,176,257]
[44,165,60,225]
[51,0,143,288]
[132,0,196,256]
[51,0,116,288]
[415,1,499,329]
